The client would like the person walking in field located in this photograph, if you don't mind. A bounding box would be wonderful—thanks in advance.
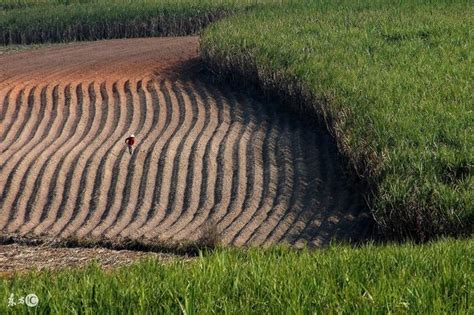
[125,134,135,155]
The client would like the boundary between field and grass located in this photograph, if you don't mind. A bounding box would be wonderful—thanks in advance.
[0,230,219,257]
[1,0,472,242]
[200,0,473,241]
[0,2,471,313]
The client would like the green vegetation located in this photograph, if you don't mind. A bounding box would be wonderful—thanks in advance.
[0,0,92,10]
[201,0,473,240]
[1,1,471,240]
[0,0,258,44]
[1,239,471,314]
[1,2,472,312]
[0,0,254,11]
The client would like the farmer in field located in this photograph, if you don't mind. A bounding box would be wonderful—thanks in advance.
[125,134,135,155]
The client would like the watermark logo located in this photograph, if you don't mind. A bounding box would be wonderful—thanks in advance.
[25,294,39,307]
[8,293,39,308]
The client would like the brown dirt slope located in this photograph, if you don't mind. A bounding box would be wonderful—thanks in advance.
[0,37,370,247]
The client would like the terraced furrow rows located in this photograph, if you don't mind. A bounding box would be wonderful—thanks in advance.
[0,73,368,246]
[0,38,369,247]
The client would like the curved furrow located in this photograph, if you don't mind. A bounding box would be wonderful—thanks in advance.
[308,133,343,246]
[232,110,279,246]
[263,124,308,245]
[117,79,177,237]
[89,80,138,237]
[54,82,107,236]
[73,81,125,237]
[17,84,72,234]
[297,129,364,246]
[7,84,62,234]
[77,79,142,238]
[188,91,243,241]
[2,86,46,167]
[0,84,70,231]
[0,87,41,208]
[1,86,39,157]
[40,82,95,236]
[104,79,155,238]
[0,85,32,156]
[146,80,198,236]
[31,83,89,235]
[333,203,362,241]
[181,93,237,241]
[0,39,369,246]
[0,86,24,146]
[148,80,205,239]
[119,80,169,238]
[0,88,13,126]
[162,80,219,241]
[214,95,252,241]
[221,98,267,244]
[328,163,369,243]
[0,88,14,153]
[0,85,25,148]
[285,129,323,247]
[218,98,256,242]
[1,87,51,199]
[26,83,92,235]
[323,184,353,243]
[167,83,230,240]
[185,92,244,241]
[0,86,42,204]
[53,82,106,237]
[1,86,47,232]
[248,118,293,246]
[132,80,189,238]
[153,80,213,240]
[277,127,314,245]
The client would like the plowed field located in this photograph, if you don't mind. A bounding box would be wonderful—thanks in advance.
[0,37,369,247]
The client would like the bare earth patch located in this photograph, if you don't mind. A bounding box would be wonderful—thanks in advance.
[0,37,371,259]
[0,244,178,276]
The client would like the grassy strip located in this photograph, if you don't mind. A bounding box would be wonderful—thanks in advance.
[201,0,473,240]
[0,0,93,10]
[0,0,265,10]
[0,0,283,45]
[1,239,471,313]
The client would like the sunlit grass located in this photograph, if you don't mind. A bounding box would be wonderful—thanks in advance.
[1,0,471,239]
[1,239,471,314]
[201,0,473,240]
[0,0,287,44]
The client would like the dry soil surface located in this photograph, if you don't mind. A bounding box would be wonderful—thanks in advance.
[0,37,370,250]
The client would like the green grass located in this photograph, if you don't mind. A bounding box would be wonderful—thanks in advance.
[1,1,471,240]
[0,0,255,11]
[0,239,471,314]
[201,0,473,240]
[0,0,284,45]
[1,2,471,313]
[0,0,92,11]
